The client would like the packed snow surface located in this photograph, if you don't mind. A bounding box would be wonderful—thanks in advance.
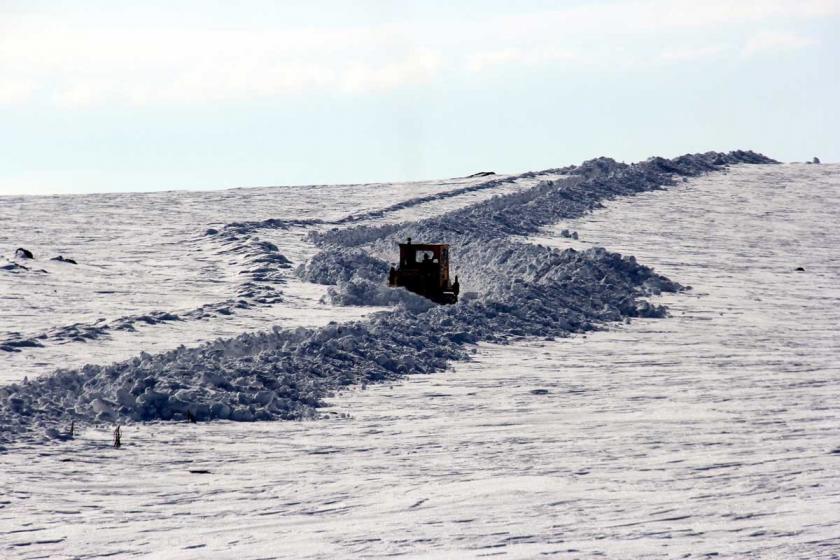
[3,154,840,558]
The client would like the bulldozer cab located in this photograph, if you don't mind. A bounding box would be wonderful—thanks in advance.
[389,238,458,304]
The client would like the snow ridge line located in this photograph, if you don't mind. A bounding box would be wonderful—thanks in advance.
[0,151,776,448]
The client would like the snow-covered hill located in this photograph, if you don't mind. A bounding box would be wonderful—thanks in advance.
[1,151,770,443]
[3,153,840,558]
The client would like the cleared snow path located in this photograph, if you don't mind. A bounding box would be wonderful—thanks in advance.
[2,163,838,558]
[0,171,558,382]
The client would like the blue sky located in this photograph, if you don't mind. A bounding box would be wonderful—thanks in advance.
[1,0,838,195]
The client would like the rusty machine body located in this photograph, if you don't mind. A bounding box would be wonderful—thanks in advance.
[388,238,459,304]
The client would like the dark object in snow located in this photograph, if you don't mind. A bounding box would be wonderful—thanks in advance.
[389,238,458,304]
[15,247,34,259]
[113,425,121,449]
[530,389,550,395]
[1,262,29,272]
[186,410,197,423]
[795,267,805,272]
[189,469,211,474]
[466,171,496,178]
[813,157,821,164]
[51,255,77,264]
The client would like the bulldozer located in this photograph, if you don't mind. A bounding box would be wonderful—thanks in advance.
[388,238,459,304]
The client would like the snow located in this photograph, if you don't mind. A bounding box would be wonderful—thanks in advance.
[0,171,559,382]
[3,152,764,441]
[3,155,840,558]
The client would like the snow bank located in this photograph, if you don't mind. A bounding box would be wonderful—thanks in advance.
[323,278,436,313]
[307,150,772,302]
[0,151,776,446]
[296,249,390,285]
[0,247,666,443]
[314,151,773,251]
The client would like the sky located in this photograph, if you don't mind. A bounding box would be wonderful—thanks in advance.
[1,0,838,195]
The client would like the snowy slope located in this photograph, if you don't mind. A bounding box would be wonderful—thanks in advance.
[0,170,562,383]
[2,152,772,443]
[3,157,840,558]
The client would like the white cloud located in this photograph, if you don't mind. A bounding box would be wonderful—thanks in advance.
[742,31,817,56]
[0,23,444,107]
[465,48,582,73]
[0,79,35,104]
[339,50,442,94]
[659,45,727,62]
[0,0,836,107]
